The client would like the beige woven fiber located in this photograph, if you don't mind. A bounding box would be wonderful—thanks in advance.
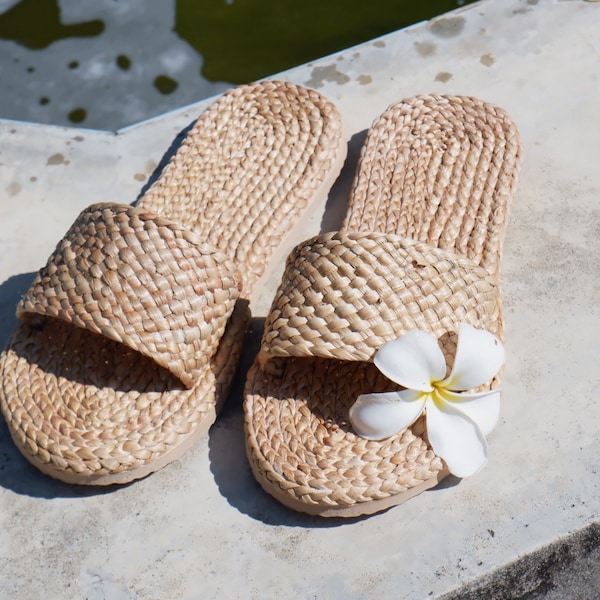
[0,80,346,485]
[244,94,523,517]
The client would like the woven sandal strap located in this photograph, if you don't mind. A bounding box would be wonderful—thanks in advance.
[258,231,501,366]
[17,203,242,388]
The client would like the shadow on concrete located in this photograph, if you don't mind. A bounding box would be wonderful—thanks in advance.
[134,118,197,203]
[319,128,367,233]
[0,272,35,350]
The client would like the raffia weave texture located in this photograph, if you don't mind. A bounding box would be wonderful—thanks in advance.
[0,80,346,484]
[245,94,523,516]
[139,80,345,291]
[258,231,501,368]
[17,203,241,388]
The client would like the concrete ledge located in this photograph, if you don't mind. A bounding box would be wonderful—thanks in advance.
[1,0,599,598]
[443,523,600,599]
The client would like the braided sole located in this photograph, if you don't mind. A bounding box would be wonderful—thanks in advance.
[345,94,522,278]
[245,94,523,516]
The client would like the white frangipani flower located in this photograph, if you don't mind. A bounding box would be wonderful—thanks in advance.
[349,323,505,478]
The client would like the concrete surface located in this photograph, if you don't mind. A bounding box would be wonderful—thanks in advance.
[1,0,599,598]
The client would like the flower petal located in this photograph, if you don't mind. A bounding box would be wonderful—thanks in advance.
[349,389,426,440]
[425,396,488,477]
[374,330,446,392]
[442,323,505,391]
[442,389,501,437]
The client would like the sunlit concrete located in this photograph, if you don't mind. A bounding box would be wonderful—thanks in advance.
[1,0,599,598]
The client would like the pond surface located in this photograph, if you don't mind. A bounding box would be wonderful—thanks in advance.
[0,0,477,129]
[173,0,476,83]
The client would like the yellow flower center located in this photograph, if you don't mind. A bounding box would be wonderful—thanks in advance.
[429,380,453,408]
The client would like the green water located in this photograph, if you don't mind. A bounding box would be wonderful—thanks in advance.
[0,0,103,50]
[0,0,476,85]
[176,0,476,83]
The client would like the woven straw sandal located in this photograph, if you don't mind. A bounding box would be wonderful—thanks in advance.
[244,94,523,517]
[0,80,346,485]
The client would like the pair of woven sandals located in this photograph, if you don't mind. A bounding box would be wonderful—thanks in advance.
[0,81,522,517]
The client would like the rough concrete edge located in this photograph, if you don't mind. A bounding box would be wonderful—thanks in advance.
[439,522,600,600]
[0,115,109,136]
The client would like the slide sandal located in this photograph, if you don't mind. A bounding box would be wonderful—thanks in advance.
[244,94,522,516]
